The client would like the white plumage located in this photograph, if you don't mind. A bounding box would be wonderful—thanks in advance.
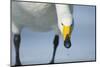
[12,2,58,33]
[12,1,73,34]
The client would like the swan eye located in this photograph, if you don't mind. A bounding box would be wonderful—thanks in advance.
[61,23,63,26]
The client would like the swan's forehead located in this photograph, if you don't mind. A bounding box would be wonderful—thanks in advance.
[62,17,72,26]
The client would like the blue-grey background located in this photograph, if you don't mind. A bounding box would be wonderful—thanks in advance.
[11,5,96,65]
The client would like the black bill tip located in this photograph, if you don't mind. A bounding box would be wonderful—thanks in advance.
[64,36,71,48]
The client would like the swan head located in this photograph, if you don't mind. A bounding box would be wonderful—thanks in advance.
[58,16,73,48]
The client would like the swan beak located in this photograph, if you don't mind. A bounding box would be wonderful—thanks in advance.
[63,25,71,41]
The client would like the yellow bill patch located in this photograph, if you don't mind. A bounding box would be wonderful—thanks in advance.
[62,25,71,40]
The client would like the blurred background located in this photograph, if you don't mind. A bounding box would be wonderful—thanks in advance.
[11,3,96,65]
